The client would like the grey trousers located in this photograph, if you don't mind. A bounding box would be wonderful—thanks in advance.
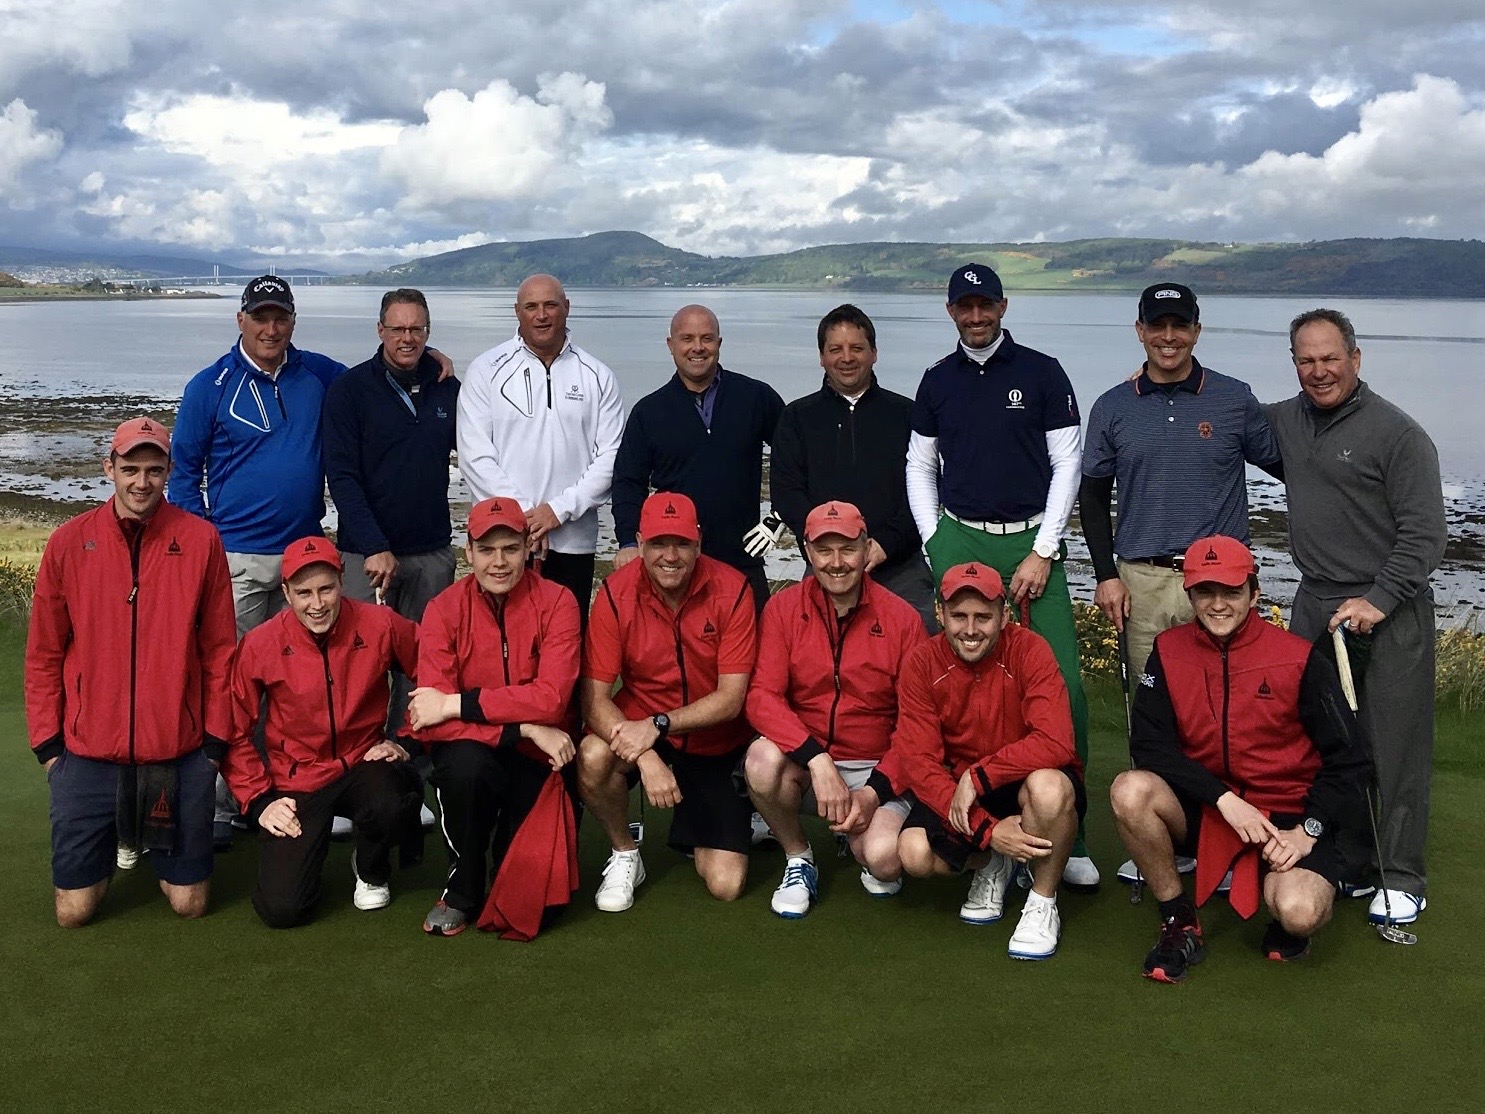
[873,554,939,633]
[1291,584,1435,896]
[342,548,458,735]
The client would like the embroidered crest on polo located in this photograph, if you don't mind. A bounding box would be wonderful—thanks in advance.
[1007,389,1025,410]
[1198,421,1213,439]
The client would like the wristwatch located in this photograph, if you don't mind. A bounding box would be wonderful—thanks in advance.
[1032,539,1060,561]
[651,713,671,740]
[1302,817,1324,839]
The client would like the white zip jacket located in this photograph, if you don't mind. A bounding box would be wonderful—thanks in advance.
[457,333,626,554]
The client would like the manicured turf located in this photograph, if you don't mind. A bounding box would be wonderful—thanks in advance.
[1,616,1480,1110]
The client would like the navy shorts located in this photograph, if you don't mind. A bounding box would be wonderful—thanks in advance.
[904,766,1088,874]
[627,742,753,854]
[48,749,216,889]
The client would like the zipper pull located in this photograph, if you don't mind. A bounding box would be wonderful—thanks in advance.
[127,586,137,605]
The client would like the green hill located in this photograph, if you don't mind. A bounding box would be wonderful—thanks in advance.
[356,232,1485,297]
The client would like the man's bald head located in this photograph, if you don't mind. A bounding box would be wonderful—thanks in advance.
[515,274,571,360]
[667,304,723,389]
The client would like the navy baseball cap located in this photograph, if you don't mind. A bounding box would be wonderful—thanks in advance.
[947,264,1004,303]
[1138,282,1198,324]
[241,274,295,314]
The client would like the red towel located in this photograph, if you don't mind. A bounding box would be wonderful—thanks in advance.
[477,772,579,941]
[1194,804,1263,919]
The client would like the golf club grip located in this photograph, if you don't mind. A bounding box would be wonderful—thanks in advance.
[1332,627,1359,712]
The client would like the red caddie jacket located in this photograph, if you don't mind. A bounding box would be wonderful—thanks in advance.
[889,622,1078,848]
[746,573,927,763]
[223,597,419,815]
[583,555,757,757]
[1131,611,1368,830]
[414,570,581,760]
[25,501,236,766]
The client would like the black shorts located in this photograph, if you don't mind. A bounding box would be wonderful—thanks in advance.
[627,741,752,854]
[903,765,1088,874]
[1170,789,1344,886]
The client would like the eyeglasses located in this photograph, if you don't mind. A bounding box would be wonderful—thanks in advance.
[380,324,430,337]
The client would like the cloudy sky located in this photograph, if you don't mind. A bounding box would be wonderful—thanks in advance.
[1,1,1481,269]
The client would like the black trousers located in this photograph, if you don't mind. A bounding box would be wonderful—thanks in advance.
[431,740,549,916]
[253,760,422,929]
[537,550,597,633]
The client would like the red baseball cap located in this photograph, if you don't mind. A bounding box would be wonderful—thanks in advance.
[639,492,700,542]
[1182,535,1256,588]
[804,500,867,542]
[939,562,1005,603]
[468,497,528,541]
[281,535,343,581]
[111,416,170,457]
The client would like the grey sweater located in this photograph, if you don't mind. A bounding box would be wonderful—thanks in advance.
[1265,382,1447,615]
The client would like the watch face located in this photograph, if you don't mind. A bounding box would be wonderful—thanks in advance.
[1303,818,1323,838]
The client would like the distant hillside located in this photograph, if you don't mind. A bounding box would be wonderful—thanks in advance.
[355,232,1485,297]
[0,247,332,280]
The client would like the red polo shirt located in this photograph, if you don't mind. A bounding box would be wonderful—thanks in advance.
[583,555,757,756]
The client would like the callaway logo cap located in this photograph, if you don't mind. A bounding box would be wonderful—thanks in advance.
[939,561,1006,603]
[1138,282,1198,325]
[110,416,170,457]
[241,274,295,314]
[947,263,1004,303]
[804,500,867,542]
[639,492,701,543]
[282,535,342,581]
[468,497,528,542]
[1182,534,1255,589]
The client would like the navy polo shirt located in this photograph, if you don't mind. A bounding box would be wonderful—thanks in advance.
[912,330,1080,522]
[1082,360,1280,558]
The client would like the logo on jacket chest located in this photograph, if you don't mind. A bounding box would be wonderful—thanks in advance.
[1006,389,1025,410]
[351,632,366,650]
[167,538,182,555]
[702,619,717,636]
[564,384,586,403]
[869,621,885,638]
[1256,677,1274,699]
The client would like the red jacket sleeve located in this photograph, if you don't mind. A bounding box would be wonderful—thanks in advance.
[717,579,758,675]
[470,589,580,727]
[744,597,811,750]
[414,591,507,747]
[968,631,1078,793]
[582,582,623,685]
[388,611,420,680]
[24,537,70,757]
[197,535,239,752]
[222,641,273,815]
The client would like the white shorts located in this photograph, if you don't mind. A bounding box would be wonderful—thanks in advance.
[801,758,911,820]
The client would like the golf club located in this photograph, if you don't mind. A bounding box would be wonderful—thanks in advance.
[1116,625,1144,905]
[1332,625,1417,946]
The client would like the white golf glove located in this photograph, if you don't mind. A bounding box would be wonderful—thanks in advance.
[743,512,787,558]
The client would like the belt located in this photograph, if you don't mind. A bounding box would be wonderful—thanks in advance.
[944,510,1044,535]
[1126,554,1185,570]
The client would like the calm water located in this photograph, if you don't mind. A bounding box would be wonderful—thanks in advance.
[2,287,1482,612]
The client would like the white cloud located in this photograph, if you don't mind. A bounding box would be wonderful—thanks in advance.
[0,99,63,196]
[383,74,613,208]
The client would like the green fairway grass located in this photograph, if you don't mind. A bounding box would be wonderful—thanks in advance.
[1,616,1480,1111]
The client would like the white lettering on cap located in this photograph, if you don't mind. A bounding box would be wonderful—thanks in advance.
[964,270,981,285]
[1154,289,1181,299]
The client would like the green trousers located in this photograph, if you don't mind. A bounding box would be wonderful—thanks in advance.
[925,513,1091,853]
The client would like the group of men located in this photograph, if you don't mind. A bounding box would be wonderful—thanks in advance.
[24,261,1446,976]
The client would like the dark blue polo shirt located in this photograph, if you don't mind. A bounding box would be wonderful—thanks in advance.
[1082,360,1280,558]
[912,331,1080,522]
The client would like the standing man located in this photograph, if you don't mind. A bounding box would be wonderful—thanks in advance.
[905,264,1096,887]
[577,493,759,911]
[324,288,459,620]
[771,304,936,628]
[170,275,347,634]
[744,501,927,918]
[1266,309,1447,926]
[26,417,237,926]
[223,537,423,928]
[407,498,582,937]
[611,304,785,611]
[457,274,625,615]
[1080,284,1281,886]
[1111,537,1370,980]
[890,563,1084,960]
